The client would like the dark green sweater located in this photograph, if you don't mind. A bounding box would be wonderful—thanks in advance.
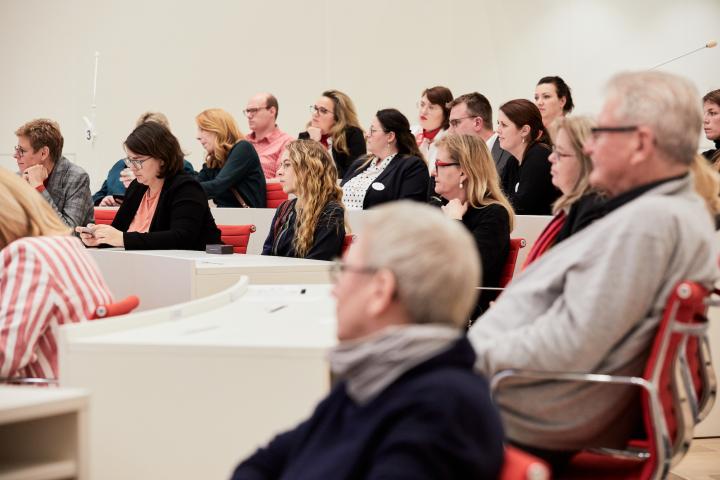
[197,140,266,208]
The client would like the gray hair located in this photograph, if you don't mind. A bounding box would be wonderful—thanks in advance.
[361,201,480,328]
[606,71,702,165]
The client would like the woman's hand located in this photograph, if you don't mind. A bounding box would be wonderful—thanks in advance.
[306,126,322,142]
[441,199,468,220]
[120,168,136,188]
[76,224,124,247]
[99,195,121,207]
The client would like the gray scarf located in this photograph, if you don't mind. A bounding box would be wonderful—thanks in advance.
[328,324,460,405]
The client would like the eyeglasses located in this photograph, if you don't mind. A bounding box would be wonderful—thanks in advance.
[329,260,378,283]
[434,161,460,174]
[550,146,575,159]
[14,145,28,157]
[243,106,269,117]
[368,126,387,136]
[310,105,334,116]
[448,116,479,128]
[124,156,151,169]
[589,126,638,139]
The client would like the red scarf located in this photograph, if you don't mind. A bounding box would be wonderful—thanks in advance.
[422,127,442,142]
[320,134,331,149]
[521,211,567,270]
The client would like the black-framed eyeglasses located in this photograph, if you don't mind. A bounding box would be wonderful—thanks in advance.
[310,105,334,116]
[243,106,270,117]
[14,145,28,157]
[329,260,378,283]
[449,116,479,128]
[590,126,639,139]
[124,156,150,169]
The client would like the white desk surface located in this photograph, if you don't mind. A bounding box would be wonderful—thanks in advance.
[0,386,89,424]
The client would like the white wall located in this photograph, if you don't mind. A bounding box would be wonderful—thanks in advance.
[1,0,719,190]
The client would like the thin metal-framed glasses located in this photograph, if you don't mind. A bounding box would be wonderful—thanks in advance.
[329,260,378,283]
[448,116,479,128]
[14,145,28,157]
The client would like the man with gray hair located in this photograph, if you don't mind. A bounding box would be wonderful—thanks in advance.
[468,71,719,468]
[233,201,505,479]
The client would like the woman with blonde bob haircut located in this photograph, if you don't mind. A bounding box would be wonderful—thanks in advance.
[195,108,266,207]
[262,139,346,260]
[432,134,514,317]
[0,168,113,380]
[300,89,366,178]
[522,116,602,268]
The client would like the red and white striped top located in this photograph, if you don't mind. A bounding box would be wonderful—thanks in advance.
[0,235,113,379]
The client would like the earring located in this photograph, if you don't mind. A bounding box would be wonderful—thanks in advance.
[459,181,463,189]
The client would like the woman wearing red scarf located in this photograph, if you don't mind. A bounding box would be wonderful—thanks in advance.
[412,86,453,174]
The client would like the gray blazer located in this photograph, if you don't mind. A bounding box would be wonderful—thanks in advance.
[42,156,94,229]
[490,138,511,178]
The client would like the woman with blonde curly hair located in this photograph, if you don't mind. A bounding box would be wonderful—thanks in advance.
[262,140,346,260]
[432,133,514,317]
[196,108,266,207]
[0,167,113,380]
[299,90,366,178]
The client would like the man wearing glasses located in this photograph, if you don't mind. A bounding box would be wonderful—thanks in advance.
[447,92,511,177]
[14,118,93,229]
[468,71,719,472]
[243,93,294,181]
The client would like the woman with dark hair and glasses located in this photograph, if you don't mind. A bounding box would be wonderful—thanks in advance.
[497,99,560,215]
[412,86,454,173]
[534,76,574,129]
[299,89,366,178]
[341,109,429,210]
[77,122,221,250]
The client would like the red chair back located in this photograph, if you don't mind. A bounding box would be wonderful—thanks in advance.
[499,238,527,288]
[266,182,289,208]
[92,295,140,319]
[341,234,356,255]
[562,281,712,480]
[500,446,550,480]
[218,224,257,254]
[94,208,118,225]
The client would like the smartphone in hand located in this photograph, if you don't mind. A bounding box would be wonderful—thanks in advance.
[77,226,96,237]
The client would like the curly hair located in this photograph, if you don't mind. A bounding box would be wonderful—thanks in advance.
[195,108,244,169]
[286,140,346,257]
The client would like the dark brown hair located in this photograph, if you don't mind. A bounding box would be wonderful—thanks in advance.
[15,119,64,163]
[537,76,574,114]
[500,99,552,160]
[422,86,454,130]
[447,92,493,128]
[124,122,184,178]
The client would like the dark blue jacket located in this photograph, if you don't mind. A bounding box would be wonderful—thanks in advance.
[231,337,505,480]
[92,159,196,205]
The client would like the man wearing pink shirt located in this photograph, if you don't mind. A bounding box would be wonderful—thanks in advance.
[244,93,294,181]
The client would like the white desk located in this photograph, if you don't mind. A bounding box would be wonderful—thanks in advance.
[88,249,332,310]
[58,281,336,480]
[0,386,89,480]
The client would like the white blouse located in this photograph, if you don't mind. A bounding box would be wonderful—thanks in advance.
[341,154,396,210]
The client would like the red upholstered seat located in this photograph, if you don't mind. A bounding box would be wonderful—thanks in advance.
[341,234,356,255]
[91,295,140,319]
[499,445,550,480]
[266,182,289,208]
[218,224,257,254]
[499,238,526,288]
[94,207,118,225]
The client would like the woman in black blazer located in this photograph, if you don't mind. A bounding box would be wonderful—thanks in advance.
[497,99,560,215]
[299,89,366,178]
[432,133,514,319]
[77,122,221,250]
[341,109,429,210]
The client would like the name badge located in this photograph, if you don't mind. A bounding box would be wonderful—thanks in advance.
[371,182,385,191]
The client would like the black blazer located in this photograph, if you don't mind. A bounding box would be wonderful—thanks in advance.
[342,154,430,209]
[501,142,560,215]
[299,126,366,178]
[112,173,221,250]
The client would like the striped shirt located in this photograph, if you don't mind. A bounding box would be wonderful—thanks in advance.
[0,235,113,379]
